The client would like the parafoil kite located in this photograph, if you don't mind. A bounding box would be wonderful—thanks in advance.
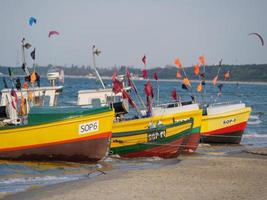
[48,31,60,38]
[248,32,264,46]
[29,17,37,26]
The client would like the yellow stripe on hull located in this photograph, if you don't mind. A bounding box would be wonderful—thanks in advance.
[201,107,251,134]
[111,109,202,148]
[111,122,192,148]
[0,110,114,150]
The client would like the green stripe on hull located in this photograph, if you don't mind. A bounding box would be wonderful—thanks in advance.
[110,128,192,155]
[191,127,201,134]
[112,118,193,138]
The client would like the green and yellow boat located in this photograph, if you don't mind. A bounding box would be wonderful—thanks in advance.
[110,108,202,158]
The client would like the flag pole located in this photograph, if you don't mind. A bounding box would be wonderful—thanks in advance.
[92,45,105,89]
[156,79,159,105]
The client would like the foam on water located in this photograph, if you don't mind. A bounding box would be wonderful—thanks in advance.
[0,174,85,194]
[248,115,262,125]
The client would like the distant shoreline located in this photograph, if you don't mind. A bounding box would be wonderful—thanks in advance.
[1,74,266,85]
[63,75,267,85]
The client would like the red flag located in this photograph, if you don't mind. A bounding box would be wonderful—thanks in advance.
[126,68,131,78]
[171,89,177,100]
[112,68,117,82]
[112,79,123,94]
[142,55,146,66]
[198,55,205,65]
[224,71,230,80]
[10,89,18,110]
[122,90,136,108]
[212,75,218,86]
[144,81,153,97]
[142,69,148,79]
[153,72,158,81]
[176,70,182,78]
[194,64,200,76]
[175,58,182,68]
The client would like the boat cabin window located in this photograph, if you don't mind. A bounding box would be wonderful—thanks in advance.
[91,98,101,107]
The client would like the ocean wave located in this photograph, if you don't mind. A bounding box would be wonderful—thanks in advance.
[248,115,262,125]
[243,133,267,139]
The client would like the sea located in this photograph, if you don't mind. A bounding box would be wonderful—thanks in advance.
[0,77,266,196]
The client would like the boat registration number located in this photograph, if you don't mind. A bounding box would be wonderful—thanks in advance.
[147,130,166,142]
[223,118,236,126]
[79,120,99,135]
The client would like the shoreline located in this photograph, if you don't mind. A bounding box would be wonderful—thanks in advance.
[1,74,266,85]
[4,146,267,200]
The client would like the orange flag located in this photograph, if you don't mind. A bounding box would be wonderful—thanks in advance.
[212,75,218,86]
[175,58,182,68]
[176,70,182,78]
[183,77,191,87]
[196,82,202,92]
[194,64,200,75]
[30,71,36,83]
[198,55,205,66]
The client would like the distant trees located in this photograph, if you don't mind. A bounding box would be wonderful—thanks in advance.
[0,64,266,82]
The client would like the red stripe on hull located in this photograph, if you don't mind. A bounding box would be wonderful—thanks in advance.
[202,122,247,136]
[0,132,112,152]
[120,138,184,159]
[181,133,200,153]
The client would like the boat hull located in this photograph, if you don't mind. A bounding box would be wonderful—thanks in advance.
[152,104,202,154]
[0,108,114,162]
[200,107,251,144]
[110,110,202,158]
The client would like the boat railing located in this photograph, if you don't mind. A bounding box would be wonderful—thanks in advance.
[208,101,243,108]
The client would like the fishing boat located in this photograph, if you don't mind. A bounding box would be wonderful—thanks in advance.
[152,102,202,153]
[0,106,114,162]
[200,102,251,144]
[110,109,202,158]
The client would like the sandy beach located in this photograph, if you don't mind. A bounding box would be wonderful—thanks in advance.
[4,146,267,200]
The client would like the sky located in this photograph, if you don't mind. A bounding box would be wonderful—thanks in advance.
[0,0,267,68]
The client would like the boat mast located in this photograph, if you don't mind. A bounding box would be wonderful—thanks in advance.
[92,45,105,89]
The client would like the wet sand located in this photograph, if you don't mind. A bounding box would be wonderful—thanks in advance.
[4,146,267,200]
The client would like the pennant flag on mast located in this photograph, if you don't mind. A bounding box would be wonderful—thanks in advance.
[153,72,158,81]
[174,58,182,68]
[30,48,35,60]
[8,68,13,77]
[112,79,123,94]
[183,77,191,87]
[144,81,154,98]
[142,69,148,79]
[198,55,205,65]
[212,75,218,86]
[224,71,230,80]
[194,64,200,75]
[142,55,146,66]
[196,82,202,92]
[112,68,117,82]
[176,70,182,78]
[171,89,177,100]
[30,71,37,83]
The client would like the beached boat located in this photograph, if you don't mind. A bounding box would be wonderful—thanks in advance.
[152,102,202,153]
[200,102,251,144]
[110,108,202,158]
[0,106,114,162]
